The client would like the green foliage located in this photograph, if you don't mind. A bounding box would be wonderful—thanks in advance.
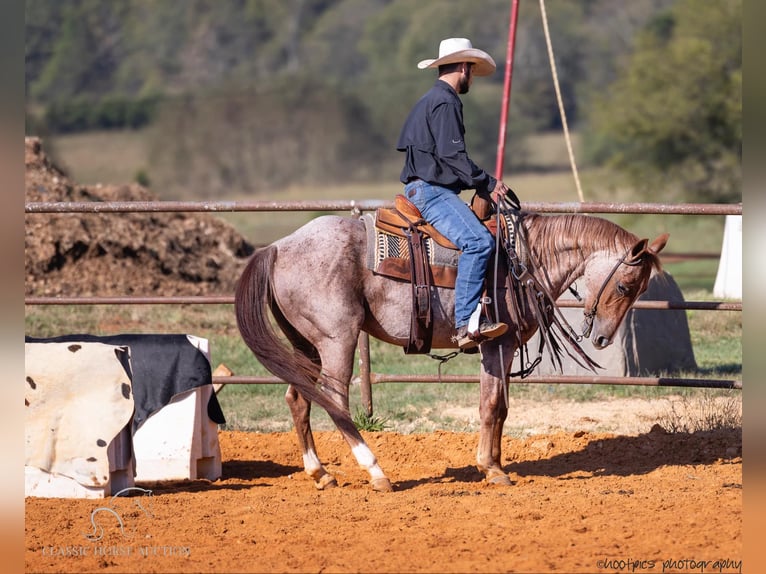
[586,0,742,203]
[24,0,587,189]
[29,0,131,101]
[134,168,150,187]
[352,408,390,432]
[41,94,160,133]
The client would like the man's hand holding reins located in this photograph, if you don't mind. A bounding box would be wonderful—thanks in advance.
[491,180,510,202]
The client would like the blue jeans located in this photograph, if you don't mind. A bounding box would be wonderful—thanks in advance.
[404,180,495,328]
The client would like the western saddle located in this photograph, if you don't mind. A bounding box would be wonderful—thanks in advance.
[374,193,507,354]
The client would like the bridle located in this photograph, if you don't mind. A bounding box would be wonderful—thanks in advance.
[581,248,645,338]
[492,194,602,383]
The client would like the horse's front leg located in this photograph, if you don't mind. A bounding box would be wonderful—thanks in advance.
[476,349,512,485]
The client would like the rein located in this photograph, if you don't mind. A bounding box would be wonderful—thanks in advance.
[494,195,547,379]
[494,195,601,378]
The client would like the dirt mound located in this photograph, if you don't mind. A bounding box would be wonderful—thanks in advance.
[25,137,254,297]
[25,429,742,573]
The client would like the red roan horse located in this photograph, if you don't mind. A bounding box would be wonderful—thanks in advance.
[235,210,668,491]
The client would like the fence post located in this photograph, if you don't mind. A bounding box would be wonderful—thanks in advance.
[357,332,373,416]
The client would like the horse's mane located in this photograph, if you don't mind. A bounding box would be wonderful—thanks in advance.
[521,212,641,266]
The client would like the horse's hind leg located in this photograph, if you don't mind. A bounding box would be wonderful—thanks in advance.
[285,385,337,490]
[316,339,393,492]
[327,408,393,492]
[283,334,392,492]
[275,309,338,490]
[287,379,392,492]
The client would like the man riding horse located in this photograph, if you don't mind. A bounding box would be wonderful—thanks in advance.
[234,37,669,492]
[397,37,511,351]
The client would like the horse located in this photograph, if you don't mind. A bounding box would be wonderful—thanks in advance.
[235,209,668,492]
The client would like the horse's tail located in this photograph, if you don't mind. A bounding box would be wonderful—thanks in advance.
[234,246,345,415]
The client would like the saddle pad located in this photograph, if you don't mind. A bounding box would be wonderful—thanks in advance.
[362,213,459,289]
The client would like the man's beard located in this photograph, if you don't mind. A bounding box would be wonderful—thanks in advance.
[457,75,470,94]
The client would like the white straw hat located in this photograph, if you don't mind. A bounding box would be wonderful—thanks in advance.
[417,38,496,76]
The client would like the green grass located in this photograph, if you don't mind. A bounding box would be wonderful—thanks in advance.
[43,129,152,186]
[685,292,743,374]
[352,408,390,432]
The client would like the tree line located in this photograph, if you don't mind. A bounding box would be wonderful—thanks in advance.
[25,0,740,202]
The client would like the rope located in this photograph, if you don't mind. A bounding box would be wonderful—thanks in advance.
[539,0,585,203]
[493,206,509,408]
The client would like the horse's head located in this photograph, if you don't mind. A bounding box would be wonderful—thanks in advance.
[581,233,669,349]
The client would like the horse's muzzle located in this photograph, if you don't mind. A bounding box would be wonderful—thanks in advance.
[592,335,612,349]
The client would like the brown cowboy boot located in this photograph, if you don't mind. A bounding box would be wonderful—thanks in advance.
[453,321,508,351]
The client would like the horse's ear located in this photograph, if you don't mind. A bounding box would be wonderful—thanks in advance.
[648,233,669,255]
[629,238,649,261]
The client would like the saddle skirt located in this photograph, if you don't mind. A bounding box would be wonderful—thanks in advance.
[362,212,459,288]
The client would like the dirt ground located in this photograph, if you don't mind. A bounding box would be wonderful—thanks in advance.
[25,426,741,573]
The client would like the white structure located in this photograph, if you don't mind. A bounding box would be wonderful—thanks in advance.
[713,215,742,300]
[133,337,222,482]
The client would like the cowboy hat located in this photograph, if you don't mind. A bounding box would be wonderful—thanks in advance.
[417,38,496,76]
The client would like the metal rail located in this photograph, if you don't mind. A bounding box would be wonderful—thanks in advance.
[25,199,742,215]
[23,295,742,311]
[213,374,741,390]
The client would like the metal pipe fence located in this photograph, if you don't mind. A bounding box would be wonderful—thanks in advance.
[25,199,742,215]
[215,374,741,390]
[23,296,741,311]
[25,199,743,408]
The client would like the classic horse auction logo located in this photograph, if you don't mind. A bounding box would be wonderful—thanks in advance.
[82,487,155,542]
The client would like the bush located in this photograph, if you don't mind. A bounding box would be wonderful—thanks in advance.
[40,95,160,134]
[657,390,741,433]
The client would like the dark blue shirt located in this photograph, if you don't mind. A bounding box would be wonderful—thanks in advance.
[397,80,496,195]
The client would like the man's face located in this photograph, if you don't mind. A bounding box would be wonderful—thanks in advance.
[457,63,474,94]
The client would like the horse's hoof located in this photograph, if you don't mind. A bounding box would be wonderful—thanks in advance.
[314,473,338,490]
[487,471,512,486]
[371,477,394,492]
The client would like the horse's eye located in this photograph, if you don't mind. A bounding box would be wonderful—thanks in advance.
[616,281,629,296]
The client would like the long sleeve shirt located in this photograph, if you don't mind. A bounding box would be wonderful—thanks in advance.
[397,80,496,195]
